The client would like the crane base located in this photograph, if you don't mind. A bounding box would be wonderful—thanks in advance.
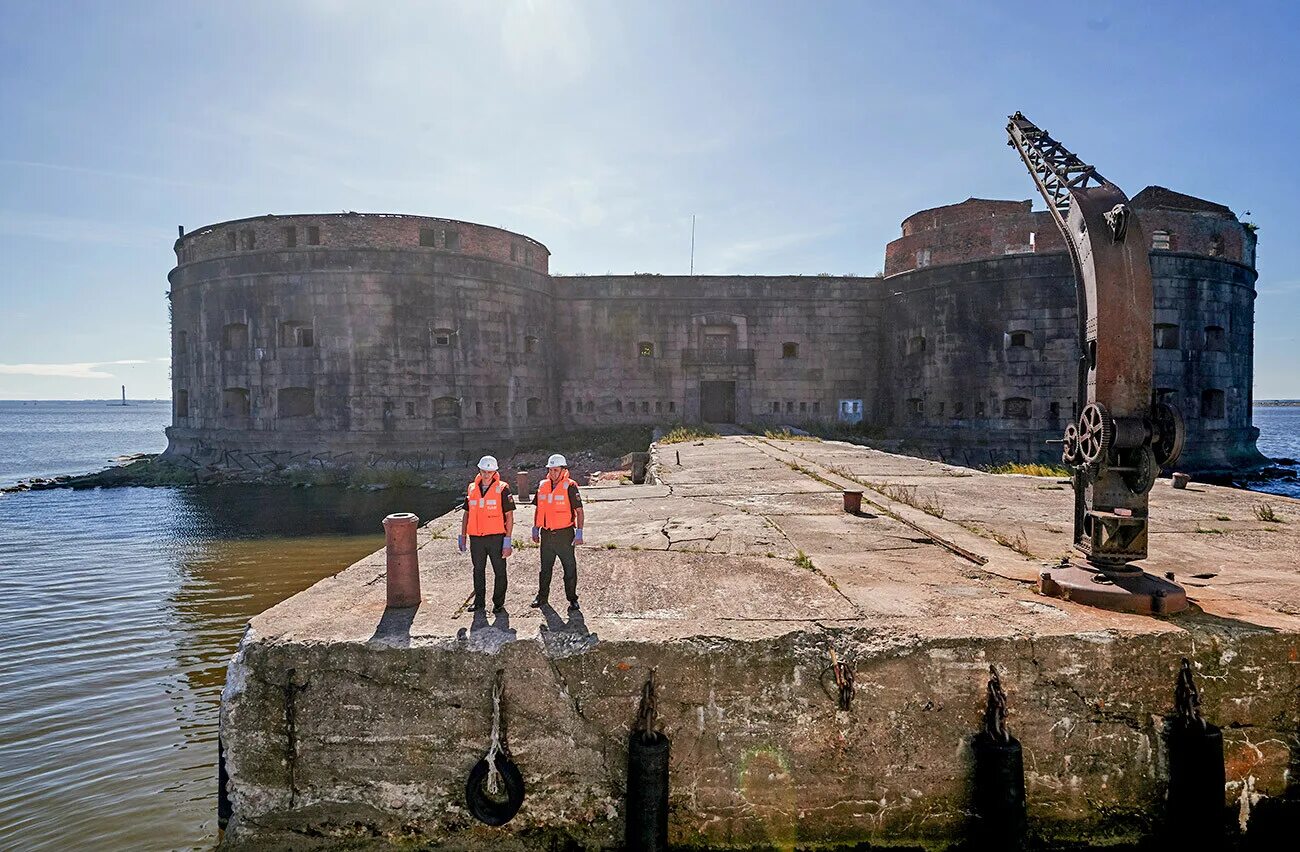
[1037,561,1188,615]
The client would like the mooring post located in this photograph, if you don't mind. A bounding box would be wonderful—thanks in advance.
[627,669,670,851]
[382,512,421,608]
[971,665,1027,850]
[1167,659,1225,846]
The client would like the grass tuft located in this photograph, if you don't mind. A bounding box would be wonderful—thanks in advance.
[659,424,720,444]
[984,462,1072,477]
[1254,504,1285,523]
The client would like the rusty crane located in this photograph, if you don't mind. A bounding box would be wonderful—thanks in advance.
[1006,112,1187,614]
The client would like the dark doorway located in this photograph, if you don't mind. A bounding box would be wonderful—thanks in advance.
[700,381,736,423]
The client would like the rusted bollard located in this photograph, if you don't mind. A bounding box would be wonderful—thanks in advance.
[382,512,421,608]
[515,470,532,503]
[842,490,863,514]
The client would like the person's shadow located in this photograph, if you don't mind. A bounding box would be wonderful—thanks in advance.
[458,607,517,652]
[538,602,598,655]
[370,604,419,648]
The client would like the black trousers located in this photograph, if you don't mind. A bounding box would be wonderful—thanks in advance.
[469,533,508,609]
[538,527,579,603]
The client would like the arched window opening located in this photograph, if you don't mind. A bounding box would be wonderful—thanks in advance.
[1201,389,1225,419]
[1154,323,1180,350]
[1204,325,1226,351]
[222,323,249,351]
[222,387,250,417]
[277,387,315,418]
[280,321,314,348]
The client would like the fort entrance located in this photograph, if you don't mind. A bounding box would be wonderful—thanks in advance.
[699,380,736,423]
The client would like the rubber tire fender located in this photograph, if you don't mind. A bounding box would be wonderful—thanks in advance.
[465,753,526,826]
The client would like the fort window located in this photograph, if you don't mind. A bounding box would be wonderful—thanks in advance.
[227,231,237,251]
[786,401,794,413]
[240,229,256,250]
[222,323,249,351]
[1152,230,1172,251]
[585,400,594,414]
[433,396,461,422]
[669,401,676,413]
[656,401,663,413]
[976,400,986,416]
[1204,325,1227,351]
[1154,323,1180,350]
[475,401,483,417]
[935,401,944,416]
[176,330,188,354]
[907,398,923,418]
[641,401,649,414]
[782,342,799,359]
[175,390,189,419]
[283,226,297,248]
[1006,330,1033,349]
[615,400,623,413]
[493,401,502,416]
[280,321,314,348]
[527,398,541,418]
[306,226,320,245]
[638,341,655,358]
[443,229,460,251]
[1049,401,1060,419]
[772,401,780,413]
[405,401,416,417]
[564,400,572,414]
[420,228,436,247]
[434,328,453,347]
[1209,234,1225,257]
[277,387,315,418]
[1201,389,1225,419]
[524,336,538,354]
[954,401,964,417]
[811,401,819,414]
[800,401,807,413]
[1004,397,1031,419]
[222,387,250,418]
[916,248,932,268]
[907,335,927,356]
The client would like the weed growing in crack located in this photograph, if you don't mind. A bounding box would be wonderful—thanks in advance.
[1254,504,1285,523]
[794,551,814,571]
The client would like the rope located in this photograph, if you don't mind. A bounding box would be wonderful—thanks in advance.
[486,671,504,793]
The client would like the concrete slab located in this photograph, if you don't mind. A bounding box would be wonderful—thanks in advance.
[220,436,1300,850]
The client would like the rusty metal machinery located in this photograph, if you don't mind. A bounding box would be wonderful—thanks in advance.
[1006,112,1187,614]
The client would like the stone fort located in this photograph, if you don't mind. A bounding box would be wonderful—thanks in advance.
[164,186,1262,472]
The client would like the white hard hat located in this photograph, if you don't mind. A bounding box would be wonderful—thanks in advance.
[546,453,568,468]
[477,455,499,471]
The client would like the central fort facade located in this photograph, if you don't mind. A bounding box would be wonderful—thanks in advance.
[165,187,1262,472]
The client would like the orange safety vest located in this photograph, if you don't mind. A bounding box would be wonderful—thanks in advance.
[535,475,576,530]
[466,475,508,536]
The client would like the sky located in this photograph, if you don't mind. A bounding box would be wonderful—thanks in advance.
[1,0,1296,400]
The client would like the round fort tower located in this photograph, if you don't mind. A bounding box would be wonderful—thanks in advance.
[164,213,553,469]
[879,187,1263,471]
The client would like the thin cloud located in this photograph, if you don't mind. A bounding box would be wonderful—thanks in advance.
[0,360,151,379]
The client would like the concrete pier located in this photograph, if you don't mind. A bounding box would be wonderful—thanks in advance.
[220,437,1300,849]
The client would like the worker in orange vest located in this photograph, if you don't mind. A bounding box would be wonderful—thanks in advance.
[458,455,516,613]
[530,453,585,611]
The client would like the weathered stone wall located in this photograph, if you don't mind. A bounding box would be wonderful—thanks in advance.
[166,215,555,469]
[878,195,1262,470]
[551,276,877,427]
[165,188,1263,474]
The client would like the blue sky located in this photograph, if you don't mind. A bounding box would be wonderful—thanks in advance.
[1,0,1295,399]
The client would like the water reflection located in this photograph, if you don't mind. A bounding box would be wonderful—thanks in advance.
[0,485,458,851]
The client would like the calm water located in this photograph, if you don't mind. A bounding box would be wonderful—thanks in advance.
[1248,405,1300,498]
[0,401,1296,850]
[0,402,458,850]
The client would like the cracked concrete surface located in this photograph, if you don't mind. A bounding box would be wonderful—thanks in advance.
[221,436,1300,850]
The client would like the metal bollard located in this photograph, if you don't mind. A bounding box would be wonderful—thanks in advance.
[382,512,421,608]
[515,470,532,503]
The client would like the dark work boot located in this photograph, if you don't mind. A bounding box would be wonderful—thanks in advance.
[469,600,485,612]
[568,598,580,612]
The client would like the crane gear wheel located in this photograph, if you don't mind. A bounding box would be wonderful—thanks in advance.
[1150,401,1185,468]
[1061,423,1081,465]
[1077,403,1114,465]
[1122,446,1161,496]
[465,753,525,826]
